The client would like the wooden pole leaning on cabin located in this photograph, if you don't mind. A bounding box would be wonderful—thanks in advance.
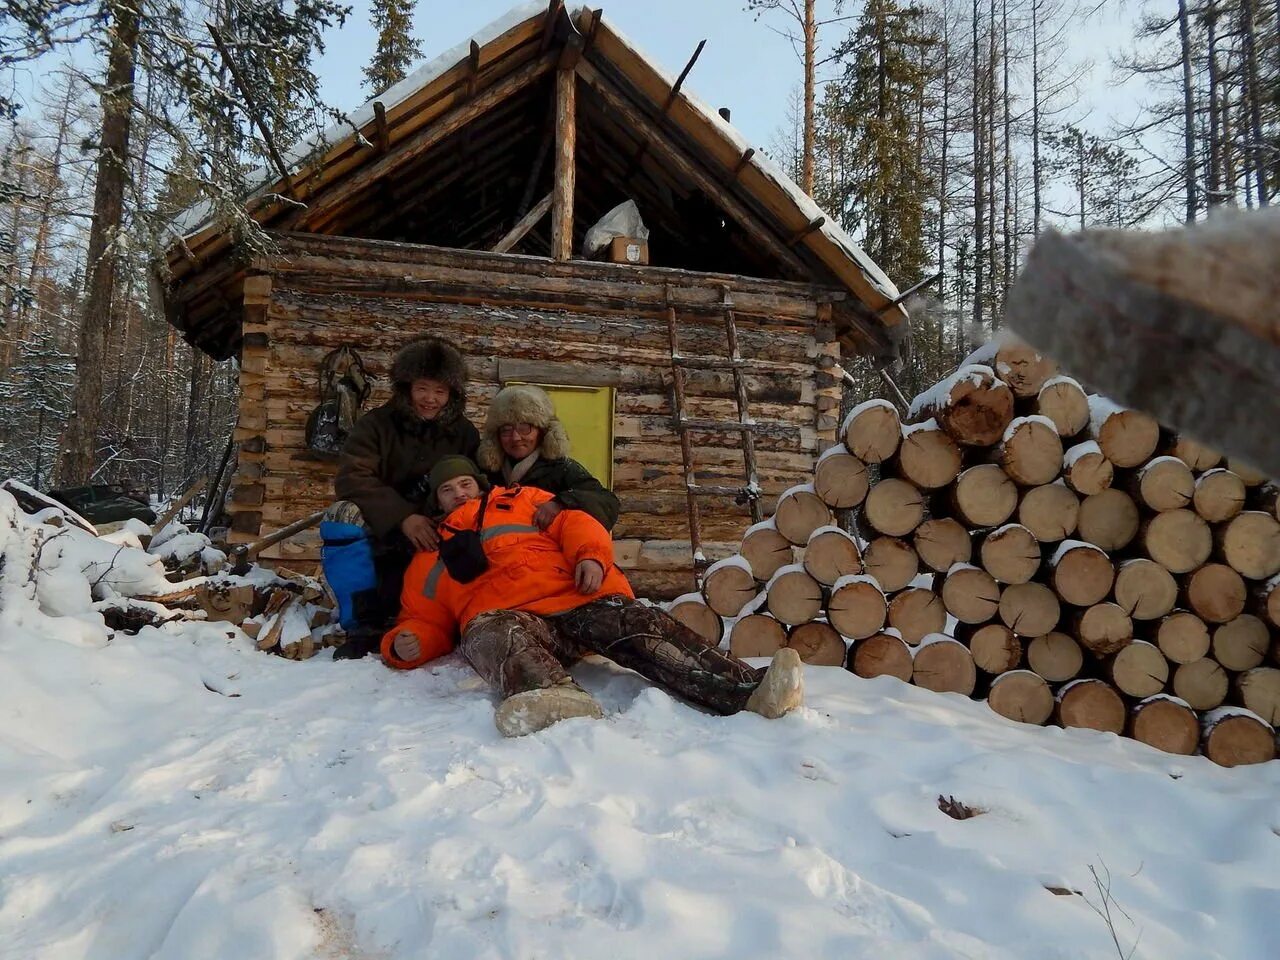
[721,285,763,523]
[665,300,706,572]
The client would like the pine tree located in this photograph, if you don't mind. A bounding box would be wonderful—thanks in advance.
[820,0,937,285]
[363,0,424,94]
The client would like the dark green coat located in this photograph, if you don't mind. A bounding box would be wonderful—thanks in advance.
[489,456,620,530]
[335,399,480,538]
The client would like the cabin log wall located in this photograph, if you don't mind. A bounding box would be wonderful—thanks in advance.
[227,235,841,598]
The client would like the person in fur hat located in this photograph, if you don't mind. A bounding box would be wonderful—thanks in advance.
[477,384,619,531]
[327,336,480,657]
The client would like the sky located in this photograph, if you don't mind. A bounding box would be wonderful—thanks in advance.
[313,0,1151,167]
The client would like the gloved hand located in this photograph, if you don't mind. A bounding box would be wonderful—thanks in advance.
[393,630,421,662]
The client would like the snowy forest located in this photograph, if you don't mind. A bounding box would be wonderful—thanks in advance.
[1,0,1277,500]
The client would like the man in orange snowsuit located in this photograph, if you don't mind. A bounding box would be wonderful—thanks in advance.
[381,456,804,736]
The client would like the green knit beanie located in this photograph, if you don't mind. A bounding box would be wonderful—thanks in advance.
[428,455,488,508]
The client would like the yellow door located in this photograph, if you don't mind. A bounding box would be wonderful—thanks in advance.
[513,383,615,488]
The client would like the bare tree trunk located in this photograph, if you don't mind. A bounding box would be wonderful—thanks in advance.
[1001,0,1012,305]
[972,0,984,335]
[802,0,816,195]
[986,0,997,325]
[1031,0,1042,233]
[1239,0,1268,206]
[938,18,951,358]
[56,0,140,486]
[1176,0,1198,222]
[1206,1,1222,214]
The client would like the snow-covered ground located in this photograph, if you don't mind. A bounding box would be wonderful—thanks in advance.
[3,487,1279,960]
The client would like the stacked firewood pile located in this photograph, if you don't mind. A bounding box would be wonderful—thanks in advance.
[668,338,1280,767]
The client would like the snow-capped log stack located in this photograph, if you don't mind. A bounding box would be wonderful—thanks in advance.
[670,335,1280,766]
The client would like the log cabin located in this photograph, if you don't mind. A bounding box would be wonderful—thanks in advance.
[159,1,908,598]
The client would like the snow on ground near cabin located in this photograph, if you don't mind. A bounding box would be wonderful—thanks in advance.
[4,614,1280,960]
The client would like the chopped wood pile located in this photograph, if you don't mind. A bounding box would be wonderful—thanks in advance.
[667,337,1280,767]
[2,483,340,661]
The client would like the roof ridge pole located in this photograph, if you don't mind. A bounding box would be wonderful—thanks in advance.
[552,32,583,261]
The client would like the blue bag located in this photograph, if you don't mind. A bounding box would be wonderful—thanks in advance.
[320,521,377,630]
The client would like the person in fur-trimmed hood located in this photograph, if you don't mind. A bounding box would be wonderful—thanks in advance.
[327,336,480,655]
[477,384,620,531]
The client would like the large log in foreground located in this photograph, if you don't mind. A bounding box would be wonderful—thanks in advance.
[1002,213,1280,478]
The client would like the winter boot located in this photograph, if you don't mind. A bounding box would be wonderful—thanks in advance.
[494,681,604,737]
[745,648,805,719]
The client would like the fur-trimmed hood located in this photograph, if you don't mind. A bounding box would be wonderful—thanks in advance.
[390,336,469,427]
[477,384,570,472]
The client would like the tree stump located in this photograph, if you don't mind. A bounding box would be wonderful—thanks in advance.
[887,587,946,645]
[1172,657,1229,711]
[1181,563,1246,623]
[1088,398,1160,468]
[951,464,1018,528]
[1216,511,1280,580]
[702,558,759,618]
[741,522,793,583]
[913,517,973,572]
[1055,679,1126,734]
[1073,602,1134,658]
[977,523,1041,585]
[668,595,723,646]
[896,421,963,490]
[994,336,1057,398]
[787,621,845,666]
[960,623,1023,674]
[1211,614,1270,671]
[1234,667,1280,726]
[862,536,919,593]
[775,487,834,546]
[1106,640,1168,698]
[862,478,927,538]
[1113,558,1178,621]
[1128,697,1200,755]
[1152,610,1211,665]
[912,637,977,695]
[1018,483,1080,543]
[847,632,913,682]
[998,581,1060,637]
[988,670,1054,725]
[1048,541,1115,607]
[998,416,1064,486]
[844,400,901,463]
[1035,376,1089,438]
[1063,442,1114,496]
[814,448,871,509]
[941,564,1002,624]
[1130,456,1195,512]
[909,364,1015,447]
[765,565,824,626]
[730,614,788,658]
[826,575,888,639]
[1202,711,1278,767]
[1193,469,1246,523]
[1027,631,1084,682]
[1141,509,1212,574]
[1169,436,1222,473]
[1077,488,1140,552]
[803,527,863,586]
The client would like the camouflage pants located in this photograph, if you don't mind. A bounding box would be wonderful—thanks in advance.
[460,595,767,716]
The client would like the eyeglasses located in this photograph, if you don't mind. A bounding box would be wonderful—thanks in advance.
[498,422,538,438]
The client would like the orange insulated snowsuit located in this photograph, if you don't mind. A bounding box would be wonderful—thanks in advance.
[381,485,634,669]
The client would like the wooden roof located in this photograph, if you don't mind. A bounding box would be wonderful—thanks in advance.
[162,1,907,361]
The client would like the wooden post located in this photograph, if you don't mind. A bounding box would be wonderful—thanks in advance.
[552,65,577,261]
